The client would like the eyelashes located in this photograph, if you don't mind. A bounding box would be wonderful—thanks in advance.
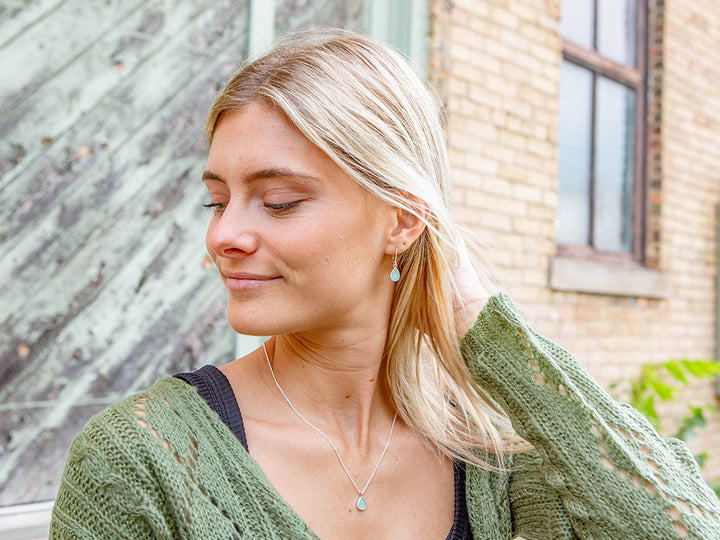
[203,202,227,215]
[263,201,300,214]
[202,201,301,215]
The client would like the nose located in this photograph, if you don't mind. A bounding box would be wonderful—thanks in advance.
[206,203,259,258]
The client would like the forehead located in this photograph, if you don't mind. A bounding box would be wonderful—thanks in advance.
[211,104,307,153]
[205,104,375,198]
[207,104,327,175]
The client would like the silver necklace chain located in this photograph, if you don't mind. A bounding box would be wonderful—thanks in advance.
[263,342,398,511]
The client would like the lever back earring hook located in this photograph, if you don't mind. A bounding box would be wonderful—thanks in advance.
[390,248,400,282]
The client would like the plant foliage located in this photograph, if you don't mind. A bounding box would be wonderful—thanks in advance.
[611,359,720,499]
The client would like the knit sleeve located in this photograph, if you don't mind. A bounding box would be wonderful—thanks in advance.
[49,406,174,539]
[460,293,720,539]
[49,385,246,540]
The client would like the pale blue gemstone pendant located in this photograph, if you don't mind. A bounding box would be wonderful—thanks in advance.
[390,268,400,282]
[356,495,367,511]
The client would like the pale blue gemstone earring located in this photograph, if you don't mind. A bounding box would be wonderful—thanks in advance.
[390,249,400,282]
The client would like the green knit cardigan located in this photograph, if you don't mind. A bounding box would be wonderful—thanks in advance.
[50,294,720,539]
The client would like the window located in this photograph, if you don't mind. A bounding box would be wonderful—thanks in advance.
[248,0,429,70]
[557,0,646,262]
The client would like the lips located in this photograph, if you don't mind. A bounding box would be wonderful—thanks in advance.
[223,271,274,280]
[221,270,280,291]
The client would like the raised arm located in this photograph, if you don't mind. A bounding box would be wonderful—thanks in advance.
[460,294,720,539]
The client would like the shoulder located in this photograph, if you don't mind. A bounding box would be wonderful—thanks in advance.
[69,377,215,467]
[61,376,237,504]
[84,377,202,432]
[52,378,203,536]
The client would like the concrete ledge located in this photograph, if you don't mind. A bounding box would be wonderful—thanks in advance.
[550,256,672,298]
[0,501,52,540]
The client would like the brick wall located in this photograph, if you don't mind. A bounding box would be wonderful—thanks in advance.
[429,0,720,480]
[660,0,720,474]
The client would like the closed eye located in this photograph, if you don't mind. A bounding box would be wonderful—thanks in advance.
[203,202,227,214]
[264,201,301,214]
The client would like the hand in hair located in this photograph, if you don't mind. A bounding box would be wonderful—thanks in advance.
[452,241,489,339]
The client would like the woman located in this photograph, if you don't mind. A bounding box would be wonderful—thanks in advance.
[51,30,720,539]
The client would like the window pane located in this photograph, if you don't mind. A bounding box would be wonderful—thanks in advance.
[275,0,366,34]
[597,0,637,66]
[594,76,636,252]
[560,0,594,49]
[557,61,593,246]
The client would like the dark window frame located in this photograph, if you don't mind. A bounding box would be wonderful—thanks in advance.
[558,0,648,265]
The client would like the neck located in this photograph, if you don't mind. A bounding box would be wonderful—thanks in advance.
[264,330,395,453]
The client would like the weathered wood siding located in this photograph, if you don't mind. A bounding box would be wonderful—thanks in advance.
[0,0,251,506]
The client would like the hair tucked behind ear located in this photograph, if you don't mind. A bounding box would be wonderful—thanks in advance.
[206,29,525,468]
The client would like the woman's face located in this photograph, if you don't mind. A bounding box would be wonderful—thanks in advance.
[204,103,398,337]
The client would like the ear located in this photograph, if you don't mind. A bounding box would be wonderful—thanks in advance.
[385,201,429,255]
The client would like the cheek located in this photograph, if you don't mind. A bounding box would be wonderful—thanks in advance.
[283,228,352,281]
[326,235,384,284]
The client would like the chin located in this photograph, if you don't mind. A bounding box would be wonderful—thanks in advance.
[227,316,274,337]
[227,303,327,338]
[226,304,289,337]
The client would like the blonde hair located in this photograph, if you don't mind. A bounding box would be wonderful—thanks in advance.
[206,29,520,467]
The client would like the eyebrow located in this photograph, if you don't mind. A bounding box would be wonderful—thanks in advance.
[201,168,321,184]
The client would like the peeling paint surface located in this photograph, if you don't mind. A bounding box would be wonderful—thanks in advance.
[0,0,250,506]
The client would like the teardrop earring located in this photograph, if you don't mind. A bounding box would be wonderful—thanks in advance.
[390,249,400,282]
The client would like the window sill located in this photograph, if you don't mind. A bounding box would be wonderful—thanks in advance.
[549,256,671,299]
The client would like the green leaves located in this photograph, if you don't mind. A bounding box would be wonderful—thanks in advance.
[675,405,715,442]
[613,359,720,499]
[621,360,720,436]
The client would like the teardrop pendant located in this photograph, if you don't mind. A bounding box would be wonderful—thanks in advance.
[356,495,367,511]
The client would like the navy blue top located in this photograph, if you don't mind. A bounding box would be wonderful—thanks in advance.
[176,365,470,539]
